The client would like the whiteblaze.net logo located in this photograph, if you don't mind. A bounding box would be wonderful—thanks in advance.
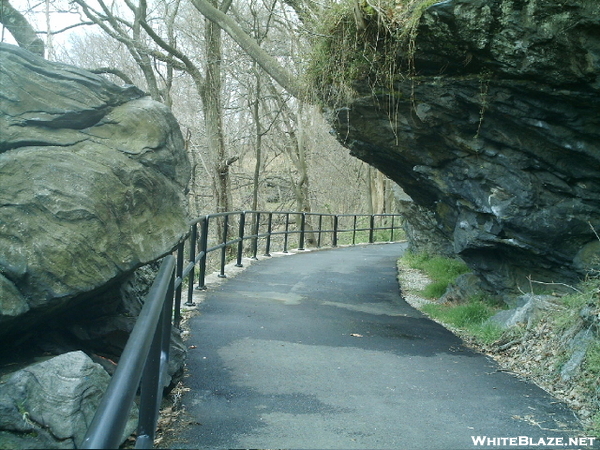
[471,436,597,447]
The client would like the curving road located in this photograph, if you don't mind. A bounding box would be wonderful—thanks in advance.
[163,243,586,449]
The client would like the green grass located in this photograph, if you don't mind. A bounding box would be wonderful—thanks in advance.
[553,278,599,333]
[583,329,600,438]
[471,321,506,345]
[400,251,504,343]
[421,296,504,343]
[590,412,600,439]
[584,340,600,374]
[401,252,600,437]
[542,277,600,437]
[402,251,470,298]
[421,280,449,299]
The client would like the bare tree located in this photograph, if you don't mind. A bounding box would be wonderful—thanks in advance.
[7,0,393,222]
[190,0,306,100]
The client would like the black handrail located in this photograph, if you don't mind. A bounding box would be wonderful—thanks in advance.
[178,211,403,307]
[80,256,176,449]
[80,210,402,449]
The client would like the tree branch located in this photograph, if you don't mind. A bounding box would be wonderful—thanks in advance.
[87,67,135,85]
[0,0,44,56]
[138,17,206,90]
[43,21,95,35]
[190,0,307,101]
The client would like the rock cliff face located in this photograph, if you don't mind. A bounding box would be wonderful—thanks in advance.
[329,0,600,298]
[0,43,190,337]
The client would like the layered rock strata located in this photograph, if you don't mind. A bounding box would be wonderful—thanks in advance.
[0,43,190,336]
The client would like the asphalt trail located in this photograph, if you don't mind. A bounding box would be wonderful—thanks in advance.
[163,243,585,449]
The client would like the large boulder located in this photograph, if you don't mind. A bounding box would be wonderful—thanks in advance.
[327,0,600,299]
[0,43,191,338]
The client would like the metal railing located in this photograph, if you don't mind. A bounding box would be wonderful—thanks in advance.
[80,256,176,449]
[80,211,402,449]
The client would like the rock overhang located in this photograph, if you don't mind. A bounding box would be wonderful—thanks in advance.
[322,0,600,298]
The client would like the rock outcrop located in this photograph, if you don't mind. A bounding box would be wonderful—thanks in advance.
[0,43,190,448]
[0,351,136,449]
[0,43,190,337]
[329,0,600,298]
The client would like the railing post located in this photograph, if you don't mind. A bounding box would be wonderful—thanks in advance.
[174,240,185,328]
[236,211,245,267]
[283,212,290,253]
[251,212,260,259]
[298,212,306,251]
[196,216,209,291]
[264,212,272,257]
[333,215,338,248]
[219,214,228,278]
[317,214,323,248]
[161,273,175,387]
[82,209,407,450]
[186,223,198,303]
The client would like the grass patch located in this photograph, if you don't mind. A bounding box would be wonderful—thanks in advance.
[582,339,600,438]
[421,296,504,343]
[402,251,469,298]
[421,280,449,298]
[530,277,599,437]
[553,278,600,333]
[401,251,505,343]
[471,321,506,345]
[584,340,600,375]
[400,252,600,438]
[590,412,600,439]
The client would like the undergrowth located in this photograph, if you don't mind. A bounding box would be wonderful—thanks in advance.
[401,251,504,343]
[421,298,505,344]
[306,0,441,107]
[551,277,600,437]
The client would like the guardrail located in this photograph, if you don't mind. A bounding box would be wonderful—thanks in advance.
[80,211,402,449]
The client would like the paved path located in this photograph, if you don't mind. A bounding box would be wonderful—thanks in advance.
[164,244,584,449]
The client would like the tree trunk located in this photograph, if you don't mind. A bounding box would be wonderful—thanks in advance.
[352,0,366,30]
[204,6,230,214]
[131,0,162,101]
[251,62,262,212]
